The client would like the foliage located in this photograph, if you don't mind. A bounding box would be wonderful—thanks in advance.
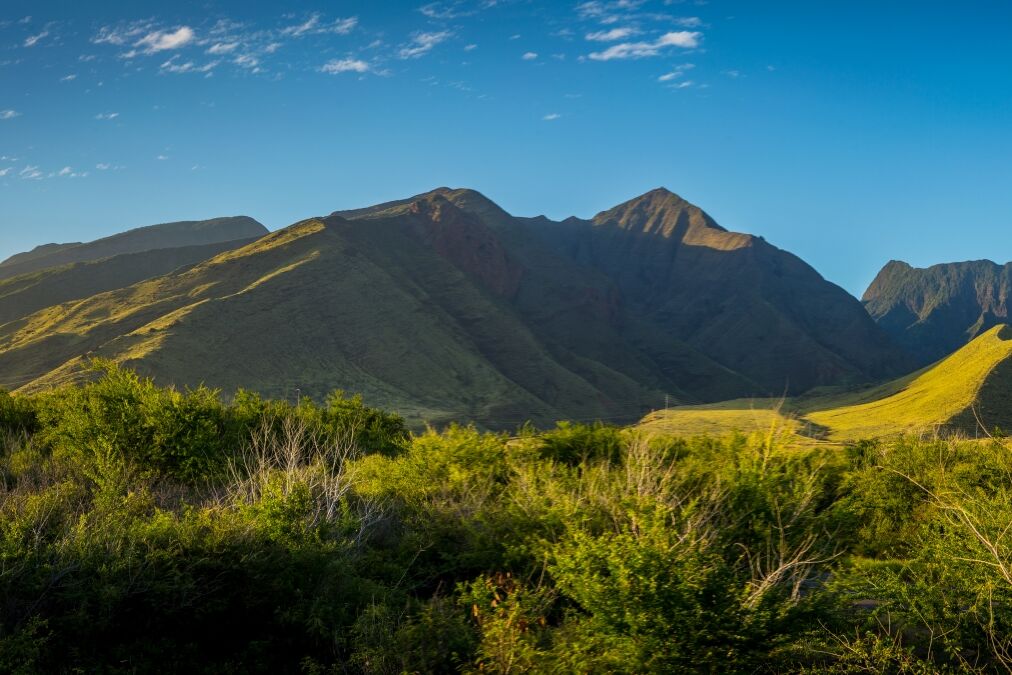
[2,365,1012,671]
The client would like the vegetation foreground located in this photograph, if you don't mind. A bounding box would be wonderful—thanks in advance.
[3,366,1012,672]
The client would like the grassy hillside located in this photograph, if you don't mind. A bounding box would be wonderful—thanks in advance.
[0,212,672,427]
[642,324,1012,442]
[0,237,261,326]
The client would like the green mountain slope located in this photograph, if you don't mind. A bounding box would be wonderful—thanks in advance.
[641,324,1012,442]
[1,210,671,425]
[0,216,267,280]
[0,188,914,427]
[863,259,1012,366]
[0,237,262,327]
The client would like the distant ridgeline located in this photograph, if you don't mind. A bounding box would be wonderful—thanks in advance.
[863,259,1012,367]
[0,187,1004,429]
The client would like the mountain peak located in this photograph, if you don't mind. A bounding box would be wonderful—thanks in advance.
[591,188,736,246]
[333,187,501,220]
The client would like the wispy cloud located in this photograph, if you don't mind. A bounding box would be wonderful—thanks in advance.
[577,0,647,21]
[20,166,42,180]
[399,30,452,59]
[420,2,471,20]
[522,52,538,60]
[94,112,119,120]
[93,20,156,47]
[282,13,357,37]
[160,56,218,74]
[0,168,11,177]
[156,155,169,161]
[543,113,561,121]
[0,110,21,120]
[135,26,195,53]
[24,31,49,47]
[207,42,238,55]
[658,62,694,81]
[586,27,638,41]
[233,54,260,70]
[588,30,700,60]
[60,74,77,82]
[321,58,370,74]
[420,1,500,20]
[675,17,703,28]
[96,163,111,170]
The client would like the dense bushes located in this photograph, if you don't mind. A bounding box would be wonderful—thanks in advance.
[3,367,1012,671]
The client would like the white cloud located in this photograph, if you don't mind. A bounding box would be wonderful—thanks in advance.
[522,52,538,60]
[60,74,77,82]
[156,155,168,160]
[399,31,452,59]
[420,2,472,19]
[20,165,42,180]
[135,27,195,53]
[586,27,637,41]
[233,54,260,69]
[282,13,357,38]
[0,110,20,120]
[676,17,703,28]
[93,21,154,46]
[543,113,561,121]
[161,56,218,74]
[0,167,11,177]
[207,42,238,54]
[588,30,700,60]
[24,31,49,47]
[321,58,370,74]
[657,31,700,47]
[658,63,694,81]
[96,163,111,170]
[94,112,119,120]
[464,43,478,51]
[58,166,72,176]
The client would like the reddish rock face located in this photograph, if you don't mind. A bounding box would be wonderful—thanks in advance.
[408,196,524,299]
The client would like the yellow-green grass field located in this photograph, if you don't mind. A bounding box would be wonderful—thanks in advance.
[640,324,1012,444]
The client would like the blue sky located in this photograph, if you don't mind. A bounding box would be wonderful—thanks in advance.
[1,1,1011,296]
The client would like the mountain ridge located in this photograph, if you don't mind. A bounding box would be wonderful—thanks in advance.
[863,258,1012,365]
[0,187,915,427]
[0,216,268,280]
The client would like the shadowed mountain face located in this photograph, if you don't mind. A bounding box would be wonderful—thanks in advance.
[863,259,1012,366]
[0,188,913,427]
[0,216,268,280]
[525,188,911,394]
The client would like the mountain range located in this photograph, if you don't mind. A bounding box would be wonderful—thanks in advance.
[0,187,995,428]
[863,259,1012,366]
